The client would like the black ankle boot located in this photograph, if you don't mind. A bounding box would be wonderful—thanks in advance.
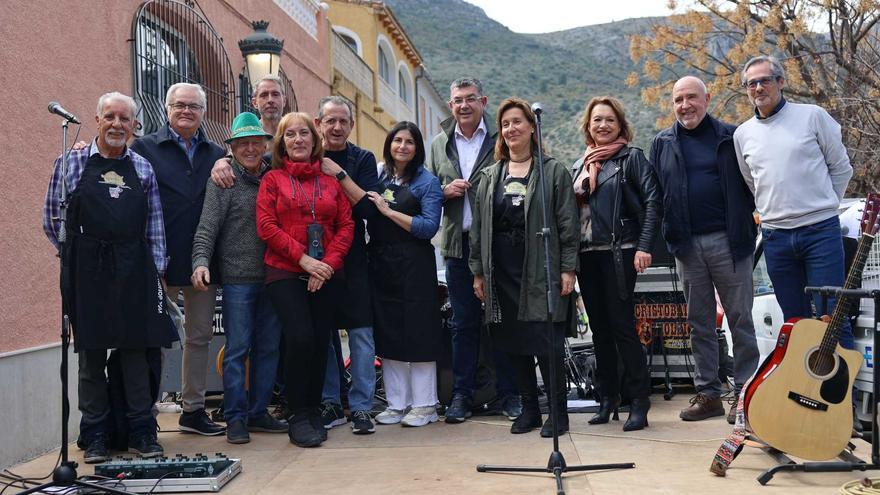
[510,395,542,434]
[589,396,621,425]
[623,397,650,432]
[540,395,569,438]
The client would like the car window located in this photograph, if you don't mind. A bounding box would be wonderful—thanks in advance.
[753,250,773,295]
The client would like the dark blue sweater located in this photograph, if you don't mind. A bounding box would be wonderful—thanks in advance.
[678,118,725,234]
[650,115,757,261]
[131,125,226,286]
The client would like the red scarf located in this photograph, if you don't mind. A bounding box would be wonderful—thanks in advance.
[573,137,628,196]
[283,157,321,179]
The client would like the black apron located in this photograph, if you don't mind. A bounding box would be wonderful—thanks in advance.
[62,153,177,351]
[490,168,550,355]
[368,181,441,362]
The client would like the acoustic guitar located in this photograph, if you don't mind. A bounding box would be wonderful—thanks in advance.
[743,194,879,460]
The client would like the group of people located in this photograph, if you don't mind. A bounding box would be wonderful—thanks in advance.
[42,53,855,462]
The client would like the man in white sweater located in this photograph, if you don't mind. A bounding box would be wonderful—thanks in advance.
[733,55,854,350]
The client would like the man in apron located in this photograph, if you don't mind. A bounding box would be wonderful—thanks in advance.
[42,92,177,463]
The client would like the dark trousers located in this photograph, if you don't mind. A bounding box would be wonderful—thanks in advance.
[578,249,650,400]
[267,277,336,413]
[508,322,566,403]
[446,232,517,401]
[78,348,153,442]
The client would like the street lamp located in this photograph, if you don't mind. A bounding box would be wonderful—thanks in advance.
[239,20,283,90]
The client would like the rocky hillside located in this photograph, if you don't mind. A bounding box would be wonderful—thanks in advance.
[384,0,666,161]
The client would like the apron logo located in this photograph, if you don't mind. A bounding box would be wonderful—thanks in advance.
[503,181,527,207]
[382,188,396,204]
[99,171,131,199]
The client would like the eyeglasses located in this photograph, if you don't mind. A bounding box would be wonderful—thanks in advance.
[450,95,480,106]
[169,102,204,112]
[743,76,778,90]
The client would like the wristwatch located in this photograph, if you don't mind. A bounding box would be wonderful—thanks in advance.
[335,170,348,181]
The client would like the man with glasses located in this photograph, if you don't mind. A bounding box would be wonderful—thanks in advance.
[132,82,227,436]
[310,96,382,435]
[734,55,854,349]
[650,76,759,425]
[427,77,520,424]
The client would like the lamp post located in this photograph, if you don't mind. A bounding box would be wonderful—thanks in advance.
[239,20,283,90]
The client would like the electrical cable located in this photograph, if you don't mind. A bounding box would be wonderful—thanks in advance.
[841,477,880,494]
[466,418,727,445]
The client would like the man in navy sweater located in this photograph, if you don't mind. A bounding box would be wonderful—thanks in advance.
[650,76,759,425]
[132,82,226,436]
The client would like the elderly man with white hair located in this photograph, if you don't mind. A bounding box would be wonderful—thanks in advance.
[132,82,227,436]
[43,92,178,462]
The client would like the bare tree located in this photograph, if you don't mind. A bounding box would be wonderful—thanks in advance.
[630,0,880,195]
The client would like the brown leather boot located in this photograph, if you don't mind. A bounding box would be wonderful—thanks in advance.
[679,393,724,421]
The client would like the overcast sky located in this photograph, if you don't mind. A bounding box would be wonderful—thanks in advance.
[463,0,679,33]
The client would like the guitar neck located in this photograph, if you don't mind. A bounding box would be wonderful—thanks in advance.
[821,232,875,353]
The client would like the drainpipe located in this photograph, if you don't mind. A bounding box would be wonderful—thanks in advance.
[414,64,424,141]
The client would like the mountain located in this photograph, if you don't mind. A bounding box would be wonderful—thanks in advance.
[384,0,665,161]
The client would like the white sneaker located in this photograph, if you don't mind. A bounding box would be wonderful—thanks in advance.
[375,407,406,425]
[401,406,439,427]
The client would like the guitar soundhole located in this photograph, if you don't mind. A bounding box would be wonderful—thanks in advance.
[807,349,836,377]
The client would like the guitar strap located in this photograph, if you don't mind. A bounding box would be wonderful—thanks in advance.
[710,380,760,476]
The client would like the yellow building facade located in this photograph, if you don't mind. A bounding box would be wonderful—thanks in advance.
[326,0,448,159]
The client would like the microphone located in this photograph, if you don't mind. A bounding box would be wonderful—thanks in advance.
[48,101,81,124]
[531,102,544,116]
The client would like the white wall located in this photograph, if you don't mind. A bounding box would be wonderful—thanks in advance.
[0,343,80,470]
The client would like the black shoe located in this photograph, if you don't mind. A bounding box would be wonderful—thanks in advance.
[510,396,542,434]
[128,435,164,458]
[226,419,250,444]
[444,394,472,424]
[179,409,226,436]
[501,395,523,421]
[248,413,288,433]
[289,412,323,448]
[320,402,347,429]
[623,397,650,431]
[351,410,376,435]
[309,407,328,442]
[589,396,621,425]
[854,405,864,438]
[540,413,570,438]
[83,434,110,464]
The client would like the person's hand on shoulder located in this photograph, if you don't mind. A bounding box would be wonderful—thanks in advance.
[210,157,235,188]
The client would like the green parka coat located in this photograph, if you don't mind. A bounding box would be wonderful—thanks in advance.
[468,154,580,326]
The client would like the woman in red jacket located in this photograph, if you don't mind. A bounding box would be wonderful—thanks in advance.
[256,112,354,448]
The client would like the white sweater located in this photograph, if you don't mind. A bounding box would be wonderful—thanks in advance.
[733,102,852,229]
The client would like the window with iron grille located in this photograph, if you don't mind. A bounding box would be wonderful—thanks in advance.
[131,0,235,144]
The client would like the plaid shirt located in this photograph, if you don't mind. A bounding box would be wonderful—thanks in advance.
[42,140,168,274]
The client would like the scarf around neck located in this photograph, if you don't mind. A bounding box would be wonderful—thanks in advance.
[573,137,628,197]
[283,157,322,179]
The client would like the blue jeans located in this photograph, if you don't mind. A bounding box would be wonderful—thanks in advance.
[762,216,854,349]
[446,233,517,400]
[221,283,282,423]
[322,326,375,412]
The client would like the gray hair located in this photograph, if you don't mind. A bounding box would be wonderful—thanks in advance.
[96,92,137,118]
[255,75,285,96]
[165,82,207,108]
[449,77,483,98]
[317,96,354,121]
[741,55,786,85]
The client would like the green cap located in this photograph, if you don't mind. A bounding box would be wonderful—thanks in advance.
[225,112,273,143]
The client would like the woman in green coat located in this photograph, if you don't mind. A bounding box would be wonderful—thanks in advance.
[469,97,579,436]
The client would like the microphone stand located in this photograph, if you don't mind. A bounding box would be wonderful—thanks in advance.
[476,106,635,494]
[19,119,134,495]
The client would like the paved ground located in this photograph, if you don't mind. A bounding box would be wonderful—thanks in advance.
[7,394,875,494]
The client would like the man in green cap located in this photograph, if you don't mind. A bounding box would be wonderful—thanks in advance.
[190,112,288,444]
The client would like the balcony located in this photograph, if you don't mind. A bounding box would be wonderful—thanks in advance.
[331,32,373,98]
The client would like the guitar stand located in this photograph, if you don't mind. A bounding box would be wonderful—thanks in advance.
[755,286,880,485]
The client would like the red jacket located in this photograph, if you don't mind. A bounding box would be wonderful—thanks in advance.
[256,159,354,274]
